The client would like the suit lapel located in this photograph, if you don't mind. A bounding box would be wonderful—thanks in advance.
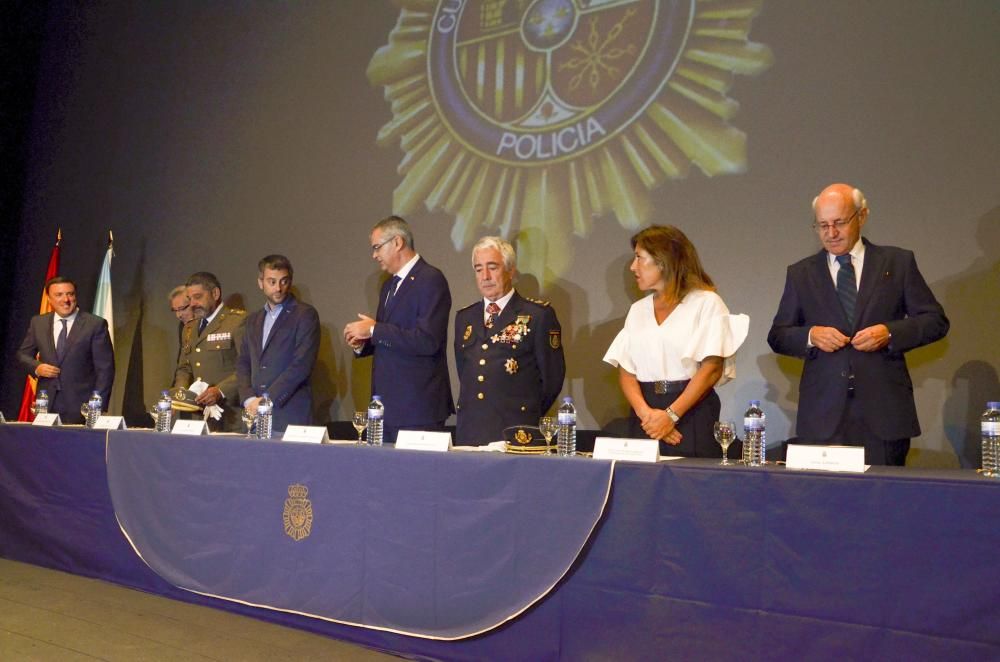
[42,314,58,361]
[808,251,851,328]
[62,313,88,354]
[853,239,884,326]
[383,258,422,322]
[261,298,295,355]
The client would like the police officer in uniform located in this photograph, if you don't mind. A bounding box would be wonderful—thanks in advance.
[174,272,247,432]
[454,237,566,444]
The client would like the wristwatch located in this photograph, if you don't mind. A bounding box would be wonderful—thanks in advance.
[665,407,680,423]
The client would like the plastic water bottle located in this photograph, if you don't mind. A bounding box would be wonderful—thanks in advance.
[35,389,49,415]
[367,395,384,446]
[86,391,102,428]
[557,396,577,456]
[155,390,173,432]
[981,401,1000,478]
[742,400,766,466]
[256,392,273,440]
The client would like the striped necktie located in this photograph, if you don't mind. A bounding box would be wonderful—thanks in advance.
[485,302,500,328]
[836,254,857,327]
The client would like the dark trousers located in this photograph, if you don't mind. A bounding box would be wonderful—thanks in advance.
[817,394,910,466]
[630,382,722,458]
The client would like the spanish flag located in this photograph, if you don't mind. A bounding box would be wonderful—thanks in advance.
[17,229,61,421]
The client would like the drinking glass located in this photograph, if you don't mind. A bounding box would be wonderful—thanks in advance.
[352,411,368,444]
[714,420,736,465]
[539,417,558,454]
[242,408,256,437]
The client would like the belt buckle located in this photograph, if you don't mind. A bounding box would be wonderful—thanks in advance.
[654,381,668,395]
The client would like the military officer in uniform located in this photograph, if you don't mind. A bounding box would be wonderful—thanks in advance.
[454,236,566,444]
[174,271,247,432]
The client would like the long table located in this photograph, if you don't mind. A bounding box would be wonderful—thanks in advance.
[1,425,998,660]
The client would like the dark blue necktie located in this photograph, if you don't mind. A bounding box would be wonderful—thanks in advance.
[836,254,857,326]
[384,275,401,309]
[55,318,68,362]
[199,317,208,335]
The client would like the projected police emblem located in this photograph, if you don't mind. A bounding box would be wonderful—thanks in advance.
[282,484,313,542]
[368,0,772,278]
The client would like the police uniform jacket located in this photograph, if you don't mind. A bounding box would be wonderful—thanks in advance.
[454,291,565,444]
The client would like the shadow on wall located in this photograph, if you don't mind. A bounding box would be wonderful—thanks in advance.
[925,207,1000,468]
[292,282,341,427]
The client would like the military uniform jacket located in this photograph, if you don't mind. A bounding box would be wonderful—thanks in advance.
[174,306,247,411]
[454,291,565,444]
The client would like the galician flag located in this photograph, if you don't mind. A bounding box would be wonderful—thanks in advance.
[93,230,114,345]
[17,229,61,421]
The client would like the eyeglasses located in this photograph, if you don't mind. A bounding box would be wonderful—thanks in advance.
[371,237,395,254]
[171,304,190,313]
[813,209,860,234]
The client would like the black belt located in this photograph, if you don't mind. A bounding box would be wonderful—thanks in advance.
[641,380,690,395]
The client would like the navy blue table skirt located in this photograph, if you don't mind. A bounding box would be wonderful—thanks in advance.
[1,424,998,660]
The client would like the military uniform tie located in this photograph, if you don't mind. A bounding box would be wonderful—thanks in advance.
[836,254,857,327]
[485,302,500,328]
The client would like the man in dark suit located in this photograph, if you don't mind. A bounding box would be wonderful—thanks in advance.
[169,284,195,365]
[174,272,246,432]
[237,255,320,434]
[344,215,453,443]
[454,236,565,444]
[17,276,115,423]
[767,183,949,465]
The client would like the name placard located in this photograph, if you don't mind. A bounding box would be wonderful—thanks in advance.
[395,430,452,452]
[786,444,867,473]
[282,425,330,444]
[94,416,127,430]
[32,413,61,427]
[171,419,209,436]
[593,437,660,463]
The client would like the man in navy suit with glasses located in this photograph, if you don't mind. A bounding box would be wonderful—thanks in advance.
[768,183,949,465]
[344,216,454,444]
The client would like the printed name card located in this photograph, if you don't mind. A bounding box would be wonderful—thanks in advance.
[94,416,127,430]
[282,425,330,444]
[171,419,209,436]
[32,413,61,427]
[592,437,660,463]
[395,430,452,452]
[785,444,867,473]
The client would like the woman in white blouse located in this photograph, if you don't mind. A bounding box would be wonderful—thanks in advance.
[604,226,748,457]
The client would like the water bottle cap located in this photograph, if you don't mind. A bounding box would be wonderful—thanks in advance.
[39,390,47,396]
[161,390,169,396]
[989,401,1000,409]
[563,396,573,403]
[750,400,760,406]
[262,392,270,398]
[93,390,101,396]
[372,395,382,401]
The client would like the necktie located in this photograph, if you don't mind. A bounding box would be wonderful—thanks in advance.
[198,317,208,335]
[836,254,857,327]
[55,319,68,362]
[384,275,401,308]
[485,302,501,328]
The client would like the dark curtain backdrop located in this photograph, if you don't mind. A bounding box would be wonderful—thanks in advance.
[3,1,998,468]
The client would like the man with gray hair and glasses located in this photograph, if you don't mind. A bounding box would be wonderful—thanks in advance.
[768,183,948,465]
[344,215,453,443]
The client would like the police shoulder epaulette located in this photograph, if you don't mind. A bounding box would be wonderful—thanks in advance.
[457,301,480,313]
[524,297,550,307]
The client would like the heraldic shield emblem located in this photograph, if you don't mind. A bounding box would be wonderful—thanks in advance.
[283,484,313,541]
[368,0,772,280]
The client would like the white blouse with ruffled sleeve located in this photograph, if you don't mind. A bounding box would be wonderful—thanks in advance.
[603,289,749,385]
